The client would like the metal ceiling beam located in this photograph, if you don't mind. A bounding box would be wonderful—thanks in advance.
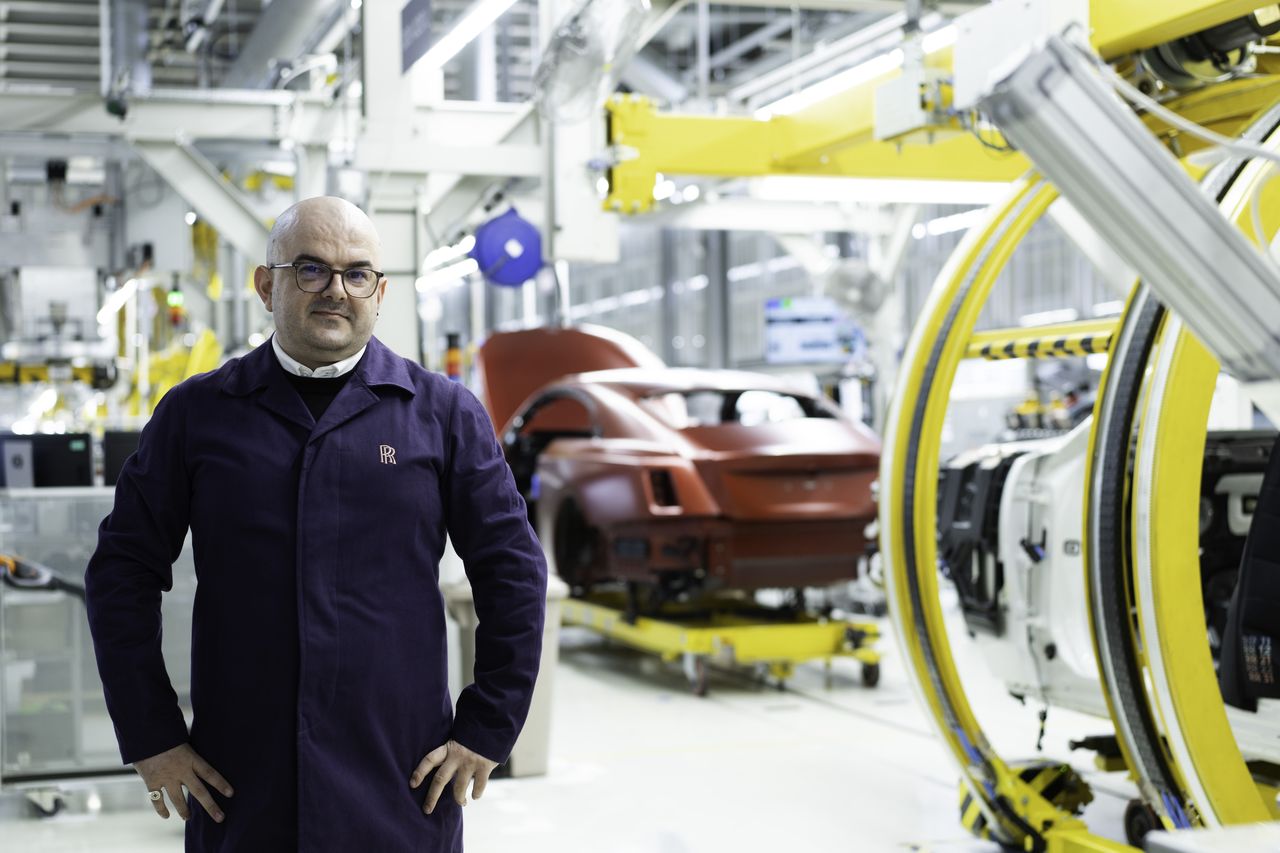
[620,49,689,104]
[353,138,545,178]
[220,0,338,89]
[0,1,100,22]
[0,60,97,79]
[0,89,536,170]
[130,139,270,262]
[697,0,976,13]
[691,15,792,79]
[727,10,908,103]
[0,43,100,58]
[0,21,97,40]
[421,103,539,241]
[0,132,126,160]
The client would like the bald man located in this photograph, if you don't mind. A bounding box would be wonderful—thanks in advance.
[85,197,548,852]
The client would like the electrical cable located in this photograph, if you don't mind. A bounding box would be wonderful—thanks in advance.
[1249,160,1280,255]
[1077,40,1280,166]
[1069,38,1280,267]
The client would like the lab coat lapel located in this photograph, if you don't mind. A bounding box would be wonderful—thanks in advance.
[308,377,378,442]
[221,341,314,431]
[259,372,316,431]
[307,338,414,441]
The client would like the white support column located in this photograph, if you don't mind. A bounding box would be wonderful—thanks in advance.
[369,208,422,361]
[360,0,412,137]
[866,203,920,433]
[294,144,330,200]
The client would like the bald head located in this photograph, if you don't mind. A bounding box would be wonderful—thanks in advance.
[267,196,382,267]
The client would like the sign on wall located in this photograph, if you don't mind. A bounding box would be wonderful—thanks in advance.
[764,296,847,364]
[401,0,432,73]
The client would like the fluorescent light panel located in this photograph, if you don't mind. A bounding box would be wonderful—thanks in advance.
[755,25,956,118]
[749,176,1010,206]
[416,0,519,72]
[757,50,903,118]
[415,258,479,294]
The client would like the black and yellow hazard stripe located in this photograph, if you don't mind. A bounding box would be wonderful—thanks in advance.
[959,785,1000,843]
[966,319,1118,361]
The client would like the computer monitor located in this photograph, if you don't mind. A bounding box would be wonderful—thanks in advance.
[102,431,142,487]
[0,433,93,487]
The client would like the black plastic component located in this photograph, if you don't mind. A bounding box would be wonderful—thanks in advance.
[1123,799,1161,847]
[45,160,67,184]
[1200,431,1275,671]
[936,445,1026,636]
[1220,431,1280,711]
[649,469,678,506]
[1069,734,1122,759]
[1182,11,1280,62]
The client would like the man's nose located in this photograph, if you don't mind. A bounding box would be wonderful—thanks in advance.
[322,270,348,299]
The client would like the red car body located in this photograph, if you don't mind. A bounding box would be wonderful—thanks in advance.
[476,326,881,598]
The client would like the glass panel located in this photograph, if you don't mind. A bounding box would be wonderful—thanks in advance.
[0,488,195,781]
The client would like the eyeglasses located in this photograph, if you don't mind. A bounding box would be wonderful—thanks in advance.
[268,261,384,298]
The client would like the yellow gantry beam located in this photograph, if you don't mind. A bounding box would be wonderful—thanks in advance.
[605,0,1274,214]
[1091,0,1269,58]
[606,96,1027,213]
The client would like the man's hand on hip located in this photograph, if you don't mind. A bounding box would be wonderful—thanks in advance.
[410,739,499,814]
[134,743,234,823]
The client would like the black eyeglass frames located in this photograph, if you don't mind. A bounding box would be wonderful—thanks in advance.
[267,261,384,298]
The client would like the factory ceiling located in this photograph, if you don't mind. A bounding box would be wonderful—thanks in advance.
[0,0,976,111]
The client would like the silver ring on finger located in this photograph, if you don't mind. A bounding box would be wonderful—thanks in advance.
[148,790,163,802]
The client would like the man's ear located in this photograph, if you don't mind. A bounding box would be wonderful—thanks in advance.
[253,265,274,312]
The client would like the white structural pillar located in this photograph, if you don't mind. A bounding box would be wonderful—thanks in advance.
[370,209,422,361]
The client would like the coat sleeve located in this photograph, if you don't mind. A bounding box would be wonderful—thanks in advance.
[85,383,193,764]
[442,384,548,763]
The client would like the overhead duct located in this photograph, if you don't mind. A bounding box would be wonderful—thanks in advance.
[221,0,347,89]
[619,49,689,104]
[102,0,151,114]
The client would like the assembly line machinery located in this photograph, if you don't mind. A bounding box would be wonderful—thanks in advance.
[599,1,1280,850]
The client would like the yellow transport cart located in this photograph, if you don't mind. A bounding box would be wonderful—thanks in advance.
[560,591,882,696]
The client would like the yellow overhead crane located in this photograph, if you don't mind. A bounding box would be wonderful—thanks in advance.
[603,0,1280,213]
[597,2,1280,850]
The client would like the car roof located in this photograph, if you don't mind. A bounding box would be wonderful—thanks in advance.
[475,325,665,432]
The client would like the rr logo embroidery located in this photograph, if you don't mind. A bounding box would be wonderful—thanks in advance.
[379,444,397,465]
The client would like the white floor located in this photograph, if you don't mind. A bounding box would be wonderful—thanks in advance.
[1,613,1136,852]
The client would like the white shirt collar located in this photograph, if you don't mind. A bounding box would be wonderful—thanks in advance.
[271,335,366,379]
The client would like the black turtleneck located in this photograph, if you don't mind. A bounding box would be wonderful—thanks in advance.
[277,357,355,422]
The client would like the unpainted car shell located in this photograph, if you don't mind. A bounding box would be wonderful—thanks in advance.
[503,368,881,593]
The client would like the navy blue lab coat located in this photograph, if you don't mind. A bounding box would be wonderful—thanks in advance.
[85,337,548,852]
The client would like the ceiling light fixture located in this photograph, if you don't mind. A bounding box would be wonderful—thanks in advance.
[754,25,956,119]
[415,0,520,73]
